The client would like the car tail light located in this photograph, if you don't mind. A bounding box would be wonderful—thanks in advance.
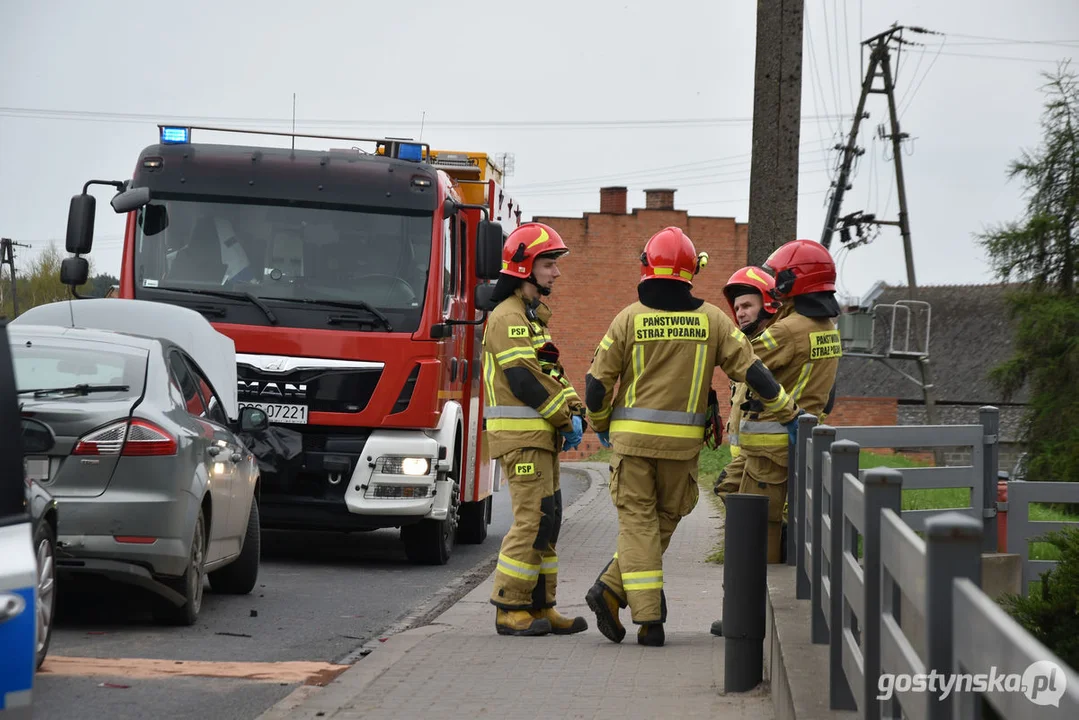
[73,419,177,457]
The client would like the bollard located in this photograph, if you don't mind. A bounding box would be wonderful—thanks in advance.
[723,493,769,693]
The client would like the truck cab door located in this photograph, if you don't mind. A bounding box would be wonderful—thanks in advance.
[0,323,37,718]
[440,213,468,398]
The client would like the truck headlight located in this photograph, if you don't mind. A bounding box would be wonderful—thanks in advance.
[378,457,431,476]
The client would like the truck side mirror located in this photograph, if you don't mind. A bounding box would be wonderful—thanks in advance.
[66,194,96,255]
[111,186,151,214]
[476,220,504,280]
[474,283,497,312]
[60,256,90,287]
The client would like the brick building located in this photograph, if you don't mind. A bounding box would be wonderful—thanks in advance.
[532,187,749,459]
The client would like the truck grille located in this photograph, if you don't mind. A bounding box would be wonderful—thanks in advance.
[236,365,382,414]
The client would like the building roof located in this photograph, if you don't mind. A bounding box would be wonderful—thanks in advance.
[834,282,1030,404]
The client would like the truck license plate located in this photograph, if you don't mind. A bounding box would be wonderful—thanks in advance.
[239,402,309,425]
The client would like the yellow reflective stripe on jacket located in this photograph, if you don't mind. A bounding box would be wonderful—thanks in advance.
[483,352,497,403]
[739,420,789,447]
[762,386,792,413]
[497,553,540,580]
[610,419,705,440]
[486,418,555,432]
[730,445,742,457]
[624,344,645,408]
[540,556,558,575]
[622,569,664,591]
[538,387,570,420]
[495,346,535,366]
[759,329,778,350]
[791,362,813,402]
[686,343,708,413]
[589,405,613,421]
[599,335,614,351]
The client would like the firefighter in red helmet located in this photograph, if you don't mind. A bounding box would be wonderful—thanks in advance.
[713,266,783,503]
[733,239,841,564]
[482,222,588,637]
[583,227,800,647]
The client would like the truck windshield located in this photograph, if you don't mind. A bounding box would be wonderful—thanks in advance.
[131,197,433,331]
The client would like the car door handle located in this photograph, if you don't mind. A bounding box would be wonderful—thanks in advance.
[207,446,222,457]
[461,359,469,380]
[449,357,458,383]
[0,592,27,625]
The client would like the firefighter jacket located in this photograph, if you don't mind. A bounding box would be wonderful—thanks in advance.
[586,301,795,461]
[481,289,583,459]
[740,303,842,461]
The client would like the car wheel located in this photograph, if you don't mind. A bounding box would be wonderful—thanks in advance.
[34,521,56,669]
[153,507,206,626]
[208,497,260,595]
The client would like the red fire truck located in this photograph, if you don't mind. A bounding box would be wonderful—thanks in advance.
[62,125,517,565]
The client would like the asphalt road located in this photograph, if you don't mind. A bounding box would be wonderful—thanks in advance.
[32,468,589,720]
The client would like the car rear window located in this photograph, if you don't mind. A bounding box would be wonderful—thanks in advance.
[11,341,146,399]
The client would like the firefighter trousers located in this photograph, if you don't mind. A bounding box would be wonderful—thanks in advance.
[596,453,700,625]
[713,453,745,503]
[738,452,788,564]
[489,447,562,610]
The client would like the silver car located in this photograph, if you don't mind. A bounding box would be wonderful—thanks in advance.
[10,299,268,625]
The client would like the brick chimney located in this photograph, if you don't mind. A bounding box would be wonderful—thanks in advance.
[599,186,627,214]
[644,188,676,210]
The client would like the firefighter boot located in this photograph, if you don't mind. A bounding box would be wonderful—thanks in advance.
[496,609,552,637]
[585,582,626,644]
[638,623,665,647]
[531,608,588,635]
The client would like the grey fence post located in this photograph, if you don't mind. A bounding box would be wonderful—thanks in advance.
[979,406,1000,553]
[829,440,860,711]
[794,414,815,578]
[925,512,983,720]
[811,425,836,643]
[862,468,904,720]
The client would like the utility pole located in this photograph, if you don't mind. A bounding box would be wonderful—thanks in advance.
[820,26,943,432]
[746,0,805,267]
[1,238,31,318]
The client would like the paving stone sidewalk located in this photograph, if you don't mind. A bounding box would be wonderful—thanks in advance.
[258,462,773,720]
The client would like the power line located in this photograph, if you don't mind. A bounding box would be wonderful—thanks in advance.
[904,49,1071,64]
[0,106,847,130]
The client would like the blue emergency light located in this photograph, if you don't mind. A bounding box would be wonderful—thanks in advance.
[398,143,423,162]
[160,126,191,144]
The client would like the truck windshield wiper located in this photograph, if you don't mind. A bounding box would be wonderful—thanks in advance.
[267,297,394,332]
[18,384,130,398]
[146,286,279,325]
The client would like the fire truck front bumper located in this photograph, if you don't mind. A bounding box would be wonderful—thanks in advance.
[341,429,452,519]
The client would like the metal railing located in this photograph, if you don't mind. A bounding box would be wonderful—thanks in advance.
[780,414,1079,718]
[1005,480,1079,595]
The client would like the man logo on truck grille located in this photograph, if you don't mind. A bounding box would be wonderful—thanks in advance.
[237,380,308,400]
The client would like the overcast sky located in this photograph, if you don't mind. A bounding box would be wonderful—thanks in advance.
[2,0,1077,303]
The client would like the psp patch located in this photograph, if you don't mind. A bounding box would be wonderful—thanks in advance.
[508,325,529,338]
[514,463,536,476]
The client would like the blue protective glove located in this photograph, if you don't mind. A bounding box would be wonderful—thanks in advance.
[561,415,584,452]
[597,430,611,448]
